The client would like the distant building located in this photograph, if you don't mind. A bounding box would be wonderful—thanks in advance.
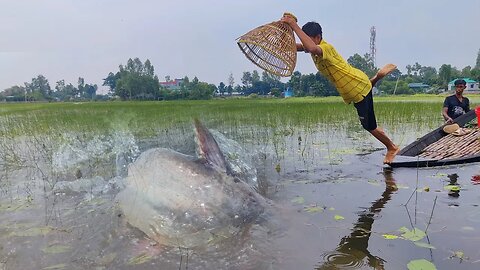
[408,83,430,92]
[447,78,479,92]
[284,87,293,98]
[160,78,184,90]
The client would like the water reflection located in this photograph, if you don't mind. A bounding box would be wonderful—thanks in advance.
[317,169,398,270]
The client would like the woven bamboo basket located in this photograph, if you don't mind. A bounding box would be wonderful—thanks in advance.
[237,19,297,77]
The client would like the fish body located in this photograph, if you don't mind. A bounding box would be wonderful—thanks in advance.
[117,120,265,248]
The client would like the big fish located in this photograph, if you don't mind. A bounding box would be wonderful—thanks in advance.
[117,119,266,248]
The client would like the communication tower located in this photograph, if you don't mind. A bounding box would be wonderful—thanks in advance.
[370,26,376,67]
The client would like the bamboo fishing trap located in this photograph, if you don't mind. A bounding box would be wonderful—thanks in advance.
[237,14,297,77]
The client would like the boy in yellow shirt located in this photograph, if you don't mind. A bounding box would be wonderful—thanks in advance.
[281,14,399,164]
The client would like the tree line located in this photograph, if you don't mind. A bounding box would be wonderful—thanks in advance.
[2,49,480,102]
[1,75,100,102]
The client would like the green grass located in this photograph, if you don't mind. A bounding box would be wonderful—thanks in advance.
[1,95,478,139]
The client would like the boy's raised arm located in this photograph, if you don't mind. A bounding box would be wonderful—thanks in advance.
[281,14,322,57]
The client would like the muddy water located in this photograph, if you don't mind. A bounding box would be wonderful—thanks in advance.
[1,122,480,270]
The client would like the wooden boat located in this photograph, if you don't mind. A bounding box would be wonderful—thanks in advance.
[389,110,480,168]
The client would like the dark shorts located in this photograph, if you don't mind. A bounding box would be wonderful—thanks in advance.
[353,90,377,131]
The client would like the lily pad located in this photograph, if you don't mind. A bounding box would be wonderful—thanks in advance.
[291,197,305,204]
[304,206,323,213]
[444,185,460,191]
[407,259,437,270]
[399,227,426,242]
[334,215,345,221]
[414,242,436,249]
[450,250,468,260]
[382,234,399,240]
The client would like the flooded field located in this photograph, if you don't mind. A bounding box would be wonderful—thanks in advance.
[1,98,480,269]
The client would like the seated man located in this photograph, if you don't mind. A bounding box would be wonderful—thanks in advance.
[442,79,470,123]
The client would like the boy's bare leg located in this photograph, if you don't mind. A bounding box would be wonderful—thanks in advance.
[370,64,397,87]
[370,127,399,164]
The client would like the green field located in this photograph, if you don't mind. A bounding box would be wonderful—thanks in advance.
[2,95,477,138]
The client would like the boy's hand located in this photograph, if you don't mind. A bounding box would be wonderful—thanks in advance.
[281,12,297,27]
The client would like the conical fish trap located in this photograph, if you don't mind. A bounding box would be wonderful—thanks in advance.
[237,21,297,77]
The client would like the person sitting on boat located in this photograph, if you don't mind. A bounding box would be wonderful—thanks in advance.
[442,79,470,123]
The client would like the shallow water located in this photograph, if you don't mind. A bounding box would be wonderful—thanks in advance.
[1,110,480,270]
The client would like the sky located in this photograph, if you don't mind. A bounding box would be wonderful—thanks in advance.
[1,0,479,93]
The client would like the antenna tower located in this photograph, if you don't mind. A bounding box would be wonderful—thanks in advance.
[370,26,376,67]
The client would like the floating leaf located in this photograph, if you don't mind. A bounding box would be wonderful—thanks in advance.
[399,227,426,242]
[275,164,281,173]
[407,259,437,270]
[423,187,430,192]
[328,207,335,211]
[128,253,152,265]
[444,185,460,191]
[334,215,345,221]
[291,197,305,204]
[414,242,436,249]
[304,206,323,213]
[450,250,468,260]
[382,234,399,240]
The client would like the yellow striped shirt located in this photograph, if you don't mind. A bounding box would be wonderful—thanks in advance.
[312,40,371,104]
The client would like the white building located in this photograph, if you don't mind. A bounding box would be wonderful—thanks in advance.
[448,78,479,93]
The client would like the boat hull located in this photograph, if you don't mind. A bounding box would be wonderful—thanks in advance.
[389,110,478,168]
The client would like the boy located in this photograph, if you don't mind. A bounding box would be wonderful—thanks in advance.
[442,79,470,123]
[281,14,399,164]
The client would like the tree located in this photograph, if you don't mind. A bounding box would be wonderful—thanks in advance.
[183,76,215,100]
[438,64,453,87]
[103,72,120,94]
[251,70,260,84]
[241,71,253,88]
[0,85,25,101]
[288,71,303,96]
[107,58,160,100]
[24,75,51,101]
[461,66,472,78]
[347,53,376,78]
[418,66,437,85]
[78,77,85,98]
[218,82,226,96]
[261,71,282,90]
[228,73,235,89]
[84,84,98,99]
